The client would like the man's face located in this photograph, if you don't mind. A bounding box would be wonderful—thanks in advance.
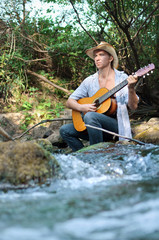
[93,50,113,69]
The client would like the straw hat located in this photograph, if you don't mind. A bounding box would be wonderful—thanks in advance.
[85,41,118,69]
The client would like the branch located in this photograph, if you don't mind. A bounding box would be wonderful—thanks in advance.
[85,124,145,145]
[132,0,157,25]
[101,0,126,30]
[120,0,129,23]
[26,70,71,95]
[51,51,85,60]
[13,118,72,140]
[117,0,130,27]
[20,33,48,52]
[14,56,48,63]
[133,3,159,39]
[69,0,98,45]
[0,127,14,141]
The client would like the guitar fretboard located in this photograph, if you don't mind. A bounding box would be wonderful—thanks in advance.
[98,79,128,104]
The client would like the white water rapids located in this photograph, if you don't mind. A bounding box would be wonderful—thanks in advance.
[0,143,159,240]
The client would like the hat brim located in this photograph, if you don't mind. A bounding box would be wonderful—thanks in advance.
[85,42,118,69]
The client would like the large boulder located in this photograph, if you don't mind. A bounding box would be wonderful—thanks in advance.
[0,140,60,185]
[132,118,159,144]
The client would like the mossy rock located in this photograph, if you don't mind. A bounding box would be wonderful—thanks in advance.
[77,142,115,153]
[132,117,159,144]
[134,125,159,144]
[0,141,60,185]
[31,138,55,152]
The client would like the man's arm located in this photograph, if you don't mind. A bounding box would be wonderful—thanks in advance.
[66,98,97,113]
[127,75,139,110]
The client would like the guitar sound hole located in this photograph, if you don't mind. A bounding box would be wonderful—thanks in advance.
[94,99,100,108]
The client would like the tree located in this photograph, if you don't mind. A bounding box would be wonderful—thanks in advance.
[0,0,159,108]
[43,0,159,105]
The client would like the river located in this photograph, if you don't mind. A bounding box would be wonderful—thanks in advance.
[0,143,159,240]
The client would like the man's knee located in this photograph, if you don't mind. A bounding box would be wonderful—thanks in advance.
[84,112,96,124]
[60,124,68,138]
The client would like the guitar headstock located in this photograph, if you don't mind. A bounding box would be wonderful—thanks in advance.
[135,63,155,78]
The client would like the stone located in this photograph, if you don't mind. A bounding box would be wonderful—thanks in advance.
[132,117,159,144]
[0,141,60,185]
[32,126,48,139]
[134,126,159,144]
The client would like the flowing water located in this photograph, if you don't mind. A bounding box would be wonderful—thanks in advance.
[0,143,159,240]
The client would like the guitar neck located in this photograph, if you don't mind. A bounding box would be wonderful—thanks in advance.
[98,79,128,104]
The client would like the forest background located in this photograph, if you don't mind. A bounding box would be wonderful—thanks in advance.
[0,0,158,130]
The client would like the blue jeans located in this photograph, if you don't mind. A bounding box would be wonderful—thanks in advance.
[60,112,118,152]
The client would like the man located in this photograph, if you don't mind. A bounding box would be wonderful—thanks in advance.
[60,41,139,151]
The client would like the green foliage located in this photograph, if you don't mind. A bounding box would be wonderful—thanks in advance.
[47,28,96,87]
[0,52,26,101]
[19,99,64,130]
[21,101,33,111]
[35,99,64,118]
[0,0,159,122]
[20,113,35,131]
[45,0,158,86]
[15,83,64,128]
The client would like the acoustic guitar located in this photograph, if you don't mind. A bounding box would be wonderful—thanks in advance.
[72,64,155,132]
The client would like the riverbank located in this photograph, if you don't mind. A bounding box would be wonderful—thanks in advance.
[1,111,159,146]
[0,110,159,186]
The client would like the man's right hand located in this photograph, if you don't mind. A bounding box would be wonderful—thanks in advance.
[79,103,97,113]
[66,98,97,113]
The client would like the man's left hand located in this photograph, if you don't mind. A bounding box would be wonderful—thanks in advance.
[127,75,138,89]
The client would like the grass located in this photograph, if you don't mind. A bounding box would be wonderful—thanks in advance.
[0,83,66,131]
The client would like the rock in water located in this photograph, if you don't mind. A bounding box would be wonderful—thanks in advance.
[0,141,59,185]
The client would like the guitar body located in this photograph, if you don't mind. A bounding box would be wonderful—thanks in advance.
[72,88,117,132]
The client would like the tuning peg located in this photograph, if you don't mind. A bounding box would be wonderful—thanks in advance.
[143,75,145,78]
[151,70,153,73]
[147,73,150,76]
